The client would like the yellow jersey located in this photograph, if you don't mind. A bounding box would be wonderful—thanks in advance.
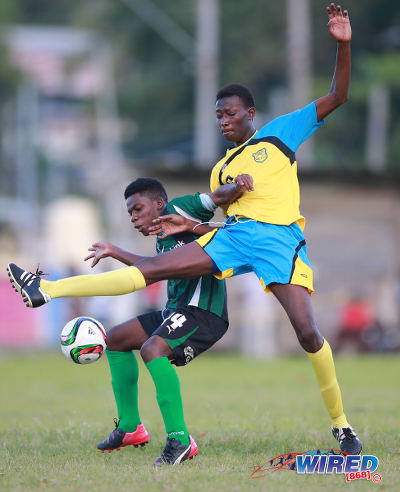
[210,102,324,230]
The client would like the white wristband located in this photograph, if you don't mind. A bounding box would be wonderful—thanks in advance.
[200,193,218,212]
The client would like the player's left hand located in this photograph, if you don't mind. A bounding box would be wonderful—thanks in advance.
[235,174,254,192]
[149,214,197,239]
[326,4,351,42]
[84,241,116,268]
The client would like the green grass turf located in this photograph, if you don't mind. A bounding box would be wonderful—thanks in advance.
[0,352,399,491]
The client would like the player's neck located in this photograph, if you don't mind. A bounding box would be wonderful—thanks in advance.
[235,127,256,146]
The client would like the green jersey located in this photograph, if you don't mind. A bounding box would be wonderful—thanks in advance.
[156,193,228,322]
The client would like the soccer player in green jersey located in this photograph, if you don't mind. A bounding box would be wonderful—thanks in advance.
[8,4,361,454]
[93,176,237,466]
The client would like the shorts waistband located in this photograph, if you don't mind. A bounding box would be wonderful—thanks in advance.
[225,215,249,224]
[225,215,253,224]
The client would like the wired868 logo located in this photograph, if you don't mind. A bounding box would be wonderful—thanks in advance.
[297,452,381,483]
[250,450,381,483]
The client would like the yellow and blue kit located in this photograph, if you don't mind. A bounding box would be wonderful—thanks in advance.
[197,101,324,293]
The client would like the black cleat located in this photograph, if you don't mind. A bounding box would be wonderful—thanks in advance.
[7,263,51,308]
[153,435,198,467]
[332,426,362,454]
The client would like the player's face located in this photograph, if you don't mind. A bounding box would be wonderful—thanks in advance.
[126,193,164,236]
[216,96,255,145]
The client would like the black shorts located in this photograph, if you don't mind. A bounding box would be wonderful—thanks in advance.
[137,306,228,366]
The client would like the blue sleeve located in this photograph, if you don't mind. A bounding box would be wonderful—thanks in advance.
[257,102,324,152]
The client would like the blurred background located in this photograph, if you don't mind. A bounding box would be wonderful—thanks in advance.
[0,0,399,356]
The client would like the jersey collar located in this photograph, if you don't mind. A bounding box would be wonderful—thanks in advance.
[226,129,258,155]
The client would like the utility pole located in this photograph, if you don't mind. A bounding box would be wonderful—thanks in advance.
[287,0,313,168]
[194,0,219,168]
[93,44,131,246]
[365,83,389,173]
[16,81,40,257]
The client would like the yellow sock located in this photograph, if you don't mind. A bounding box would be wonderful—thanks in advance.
[40,266,146,299]
[306,339,349,428]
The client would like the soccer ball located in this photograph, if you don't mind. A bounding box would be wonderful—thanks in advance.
[60,317,107,364]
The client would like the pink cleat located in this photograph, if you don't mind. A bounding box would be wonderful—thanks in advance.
[97,419,149,453]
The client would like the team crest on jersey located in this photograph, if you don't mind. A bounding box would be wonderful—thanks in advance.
[252,148,268,163]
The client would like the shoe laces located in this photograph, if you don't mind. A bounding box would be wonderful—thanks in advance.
[35,264,47,277]
[336,426,357,441]
[20,264,47,290]
[104,421,123,446]
[342,427,357,439]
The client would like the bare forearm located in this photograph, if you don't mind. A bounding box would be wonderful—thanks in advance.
[210,174,254,206]
[315,41,351,120]
[192,223,218,235]
[210,183,241,206]
[329,41,351,104]
[172,219,216,236]
[110,246,147,266]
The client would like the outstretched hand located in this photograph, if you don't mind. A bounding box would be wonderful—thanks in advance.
[327,3,351,42]
[148,214,193,239]
[84,241,116,268]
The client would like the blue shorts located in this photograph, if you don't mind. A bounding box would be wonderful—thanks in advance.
[196,217,314,294]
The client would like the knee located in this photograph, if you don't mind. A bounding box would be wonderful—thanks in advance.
[140,339,152,363]
[140,336,169,363]
[292,315,323,352]
[105,327,123,351]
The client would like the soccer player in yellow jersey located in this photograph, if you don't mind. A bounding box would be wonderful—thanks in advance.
[8,4,361,454]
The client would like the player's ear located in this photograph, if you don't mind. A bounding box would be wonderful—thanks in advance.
[156,198,165,210]
[248,107,255,120]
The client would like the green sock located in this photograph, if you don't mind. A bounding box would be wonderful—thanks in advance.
[106,350,141,432]
[146,357,189,445]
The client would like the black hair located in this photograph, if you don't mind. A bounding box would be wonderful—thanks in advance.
[124,177,168,203]
[216,83,255,108]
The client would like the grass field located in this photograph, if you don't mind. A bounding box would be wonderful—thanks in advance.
[1,351,399,492]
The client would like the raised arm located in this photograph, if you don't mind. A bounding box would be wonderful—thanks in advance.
[315,3,352,122]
